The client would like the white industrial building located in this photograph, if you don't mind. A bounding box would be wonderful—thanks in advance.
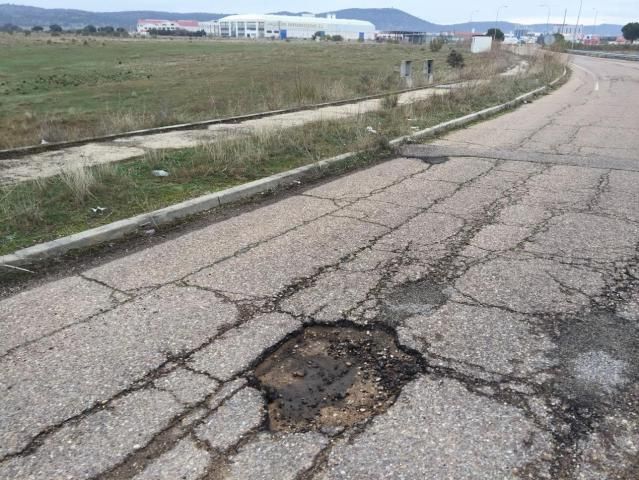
[137,19,203,35]
[216,14,376,40]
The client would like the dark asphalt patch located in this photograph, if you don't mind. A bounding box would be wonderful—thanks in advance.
[254,325,421,432]
[381,279,447,325]
[555,312,639,406]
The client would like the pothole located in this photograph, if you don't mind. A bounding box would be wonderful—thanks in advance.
[254,324,422,432]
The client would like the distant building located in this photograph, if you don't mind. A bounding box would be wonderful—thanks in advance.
[552,24,584,42]
[582,35,601,46]
[216,14,375,40]
[376,31,433,44]
[136,19,204,35]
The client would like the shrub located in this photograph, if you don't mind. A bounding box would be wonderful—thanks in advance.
[429,38,443,52]
[447,49,465,68]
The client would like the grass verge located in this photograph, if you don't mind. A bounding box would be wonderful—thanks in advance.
[0,37,517,149]
[0,54,565,256]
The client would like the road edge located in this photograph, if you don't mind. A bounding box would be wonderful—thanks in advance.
[0,67,568,269]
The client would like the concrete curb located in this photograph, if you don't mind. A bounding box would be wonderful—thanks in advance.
[0,69,566,269]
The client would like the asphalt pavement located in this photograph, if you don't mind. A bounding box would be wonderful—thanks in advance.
[1,54,638,479]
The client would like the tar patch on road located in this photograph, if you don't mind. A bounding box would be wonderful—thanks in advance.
[556,312,638,406]
[381,279,447,325]
[254,325,421,432]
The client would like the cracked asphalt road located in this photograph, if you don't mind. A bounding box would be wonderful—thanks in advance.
[1,54,638,479]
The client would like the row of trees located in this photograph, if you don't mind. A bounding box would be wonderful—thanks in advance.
[0,23,129,36]
[147,28,206,37]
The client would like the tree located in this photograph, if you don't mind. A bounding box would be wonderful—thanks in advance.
[99,26,114,33]
[486,28,505,41]
[553,33,565,42]
[447,49,465,68]
[31,25,44,32]
[83,25,97,34]
[49,24,63,32]
[622,22,639,43]
[0,23,21,33]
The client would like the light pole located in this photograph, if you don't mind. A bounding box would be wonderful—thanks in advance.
[592,8,598,37]
[494,5,508,40]
[539,4,551,34]
[573,0,583,48]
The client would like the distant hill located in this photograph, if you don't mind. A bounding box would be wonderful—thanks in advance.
[0,4,224,29]
[320,8,439,31]
[0,4,624,36]
[274,8,623,36]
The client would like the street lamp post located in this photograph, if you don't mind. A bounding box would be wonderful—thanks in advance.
[592,9,598,37]
[573,0,583,48]
[539,4,551,34]
[494,5,508,40]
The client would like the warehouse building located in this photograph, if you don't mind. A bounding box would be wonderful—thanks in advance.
[216,14,376,40]
[137,19,204,35]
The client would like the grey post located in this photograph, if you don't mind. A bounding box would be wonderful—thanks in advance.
[400,60,413,87]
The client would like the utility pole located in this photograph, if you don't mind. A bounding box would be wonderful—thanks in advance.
[573,0,583,48]
[539,4,551,34]
[495,5,508,40]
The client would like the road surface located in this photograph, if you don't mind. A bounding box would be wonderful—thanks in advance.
[1,54,638,479]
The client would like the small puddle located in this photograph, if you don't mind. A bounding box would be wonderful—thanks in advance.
[254,325,421,432]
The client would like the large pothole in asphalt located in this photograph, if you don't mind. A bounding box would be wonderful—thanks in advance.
[254,325,422,432]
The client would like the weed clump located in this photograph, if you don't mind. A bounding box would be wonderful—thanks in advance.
[447,50,465,69]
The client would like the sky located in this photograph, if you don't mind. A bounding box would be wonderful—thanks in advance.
[19,1,637,25]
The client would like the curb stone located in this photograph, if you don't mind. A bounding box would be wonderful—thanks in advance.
[0,69,567,268]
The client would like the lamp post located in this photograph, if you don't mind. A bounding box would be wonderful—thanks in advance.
[494,5,508,40]
[592,8,598,37]
[539,4,551,34]
[573,0,583,48]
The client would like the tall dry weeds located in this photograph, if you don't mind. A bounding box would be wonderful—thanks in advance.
[59,160,95,203]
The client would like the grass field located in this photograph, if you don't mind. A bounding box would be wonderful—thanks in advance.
[0,52,565,256]
[0,34,511,149]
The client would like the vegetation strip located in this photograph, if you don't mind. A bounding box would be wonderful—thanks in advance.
[0,56,565,265]
[0,81,462,161]
[2,39,505,150]
[567,50,639,62]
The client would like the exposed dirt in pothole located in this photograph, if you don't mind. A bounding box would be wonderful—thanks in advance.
[254,325,422,432]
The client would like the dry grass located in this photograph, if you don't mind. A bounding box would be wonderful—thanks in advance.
[0,37,504,149]
[0,52,564,255]
[59,160,96,203]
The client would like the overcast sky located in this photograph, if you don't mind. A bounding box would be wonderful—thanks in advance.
[22,1,637,25]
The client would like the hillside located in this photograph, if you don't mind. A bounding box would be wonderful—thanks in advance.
[0,4,224,28]
[320,8,439,31]
[0,4,624,36]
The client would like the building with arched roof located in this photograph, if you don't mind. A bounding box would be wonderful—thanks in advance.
[216,14,375,40]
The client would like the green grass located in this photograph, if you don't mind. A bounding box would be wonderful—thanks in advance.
[0,35,512,148]
[0,55,565,256]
